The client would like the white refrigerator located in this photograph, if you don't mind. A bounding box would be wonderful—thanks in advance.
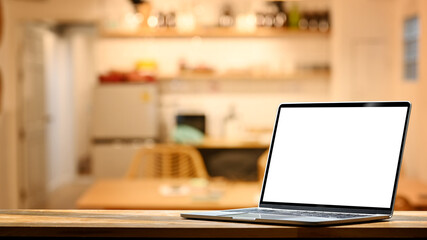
[90,83,159,178]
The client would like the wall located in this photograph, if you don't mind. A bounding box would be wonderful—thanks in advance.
[0,111,11,208]
[331,0,427,183]
[330,0,395,101]
[391,0,427,182]
[0,0,11,208]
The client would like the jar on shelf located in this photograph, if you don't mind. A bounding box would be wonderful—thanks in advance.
[134,60,158,82]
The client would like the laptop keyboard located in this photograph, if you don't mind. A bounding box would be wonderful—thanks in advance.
[226,208,370,219]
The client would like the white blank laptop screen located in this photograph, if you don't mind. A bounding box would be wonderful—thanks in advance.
[263,106,408,208]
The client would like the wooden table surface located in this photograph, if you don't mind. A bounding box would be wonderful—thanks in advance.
[77,178,261,210]
[76,177,427,211]
[0,210,427,238]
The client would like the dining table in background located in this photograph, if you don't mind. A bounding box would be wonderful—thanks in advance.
[76,178,261,210]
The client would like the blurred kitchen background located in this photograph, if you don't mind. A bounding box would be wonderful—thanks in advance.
[0,0,426,210]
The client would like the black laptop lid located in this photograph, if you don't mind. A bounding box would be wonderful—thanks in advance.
[259,101,411,214]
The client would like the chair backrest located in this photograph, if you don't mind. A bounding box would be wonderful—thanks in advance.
[257,150,269,182]
[126,143,209,179]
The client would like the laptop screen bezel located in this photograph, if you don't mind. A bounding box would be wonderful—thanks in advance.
[258,101,411,215]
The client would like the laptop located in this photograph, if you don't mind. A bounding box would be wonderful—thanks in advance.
[181,101,411,226]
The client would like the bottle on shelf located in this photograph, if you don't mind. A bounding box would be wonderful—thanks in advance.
[156,12,166,28]
[130,0,152,29]
[274,12,287,28]
[307,3,320,32]
[218,4,235,28]
[287,2,300,29]
[255,12,265,27]
[165,12,176,28]
[308,14,319,31]
[317,3,330,33]
[271,1,287,28]
[297,1,309,30]
[223,104,242,141]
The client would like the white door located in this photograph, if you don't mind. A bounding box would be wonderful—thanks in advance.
[18,24,49,208]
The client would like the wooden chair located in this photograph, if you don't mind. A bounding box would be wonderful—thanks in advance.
[257,150,269,182]
[126,143,209,179]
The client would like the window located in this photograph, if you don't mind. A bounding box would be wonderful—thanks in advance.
[403,16,419,81]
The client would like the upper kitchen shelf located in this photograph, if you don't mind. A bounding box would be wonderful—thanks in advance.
[158,71,331,81]
[100,27,330,38]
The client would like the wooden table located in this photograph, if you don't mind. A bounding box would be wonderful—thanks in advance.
[0,210,427,238]
[77,177,427,211]
[77,178,261,210]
